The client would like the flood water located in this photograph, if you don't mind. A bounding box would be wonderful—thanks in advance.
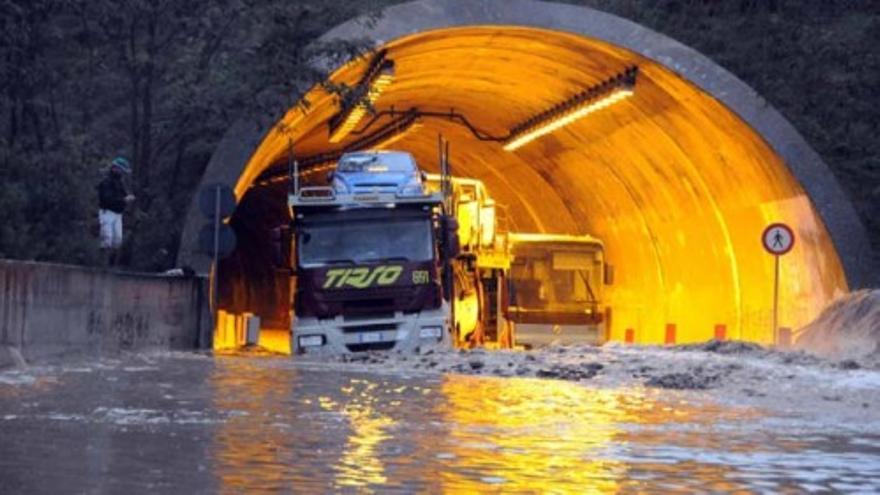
[1,353,878,493]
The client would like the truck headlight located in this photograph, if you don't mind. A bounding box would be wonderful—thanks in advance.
[298,335,325,348]
[419,326,443,339]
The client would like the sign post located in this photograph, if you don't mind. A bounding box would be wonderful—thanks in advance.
[212,187,220,327]
[761,222,795,345]
[198,184,237,332]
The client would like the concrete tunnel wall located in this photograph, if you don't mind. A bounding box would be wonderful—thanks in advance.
[179,0,877,345]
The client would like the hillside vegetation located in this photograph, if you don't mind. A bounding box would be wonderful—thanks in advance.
[0,0,876,272]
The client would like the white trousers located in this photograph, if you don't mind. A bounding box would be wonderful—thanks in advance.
[99,209,123,249]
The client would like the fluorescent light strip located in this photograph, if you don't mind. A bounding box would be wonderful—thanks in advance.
[328,106,368,143]
[503,88,633,151]
[328,63,395,143]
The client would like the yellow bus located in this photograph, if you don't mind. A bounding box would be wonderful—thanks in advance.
[507,233,611,347]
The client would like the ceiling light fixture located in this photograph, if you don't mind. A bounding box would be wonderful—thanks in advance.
[502,66,638,151]
[328,51,396,144]
[257,66,638,187]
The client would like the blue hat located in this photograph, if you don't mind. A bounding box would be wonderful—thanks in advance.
[111,156,131,173]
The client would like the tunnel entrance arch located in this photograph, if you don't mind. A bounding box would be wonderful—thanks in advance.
[182,0,876,347]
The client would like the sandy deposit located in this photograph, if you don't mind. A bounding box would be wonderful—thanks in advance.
[797,289,880,361]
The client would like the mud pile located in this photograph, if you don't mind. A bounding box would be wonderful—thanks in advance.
[306,340,880,425]
[796,290,880,361]
[328,343,757,391]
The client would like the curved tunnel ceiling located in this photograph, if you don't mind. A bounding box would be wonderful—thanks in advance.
[187,0,877,344]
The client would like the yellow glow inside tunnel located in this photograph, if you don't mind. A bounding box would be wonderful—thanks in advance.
[438,376,627,492]
[213,311,291,354]
[436,376,764,492]
[234,26,848,345]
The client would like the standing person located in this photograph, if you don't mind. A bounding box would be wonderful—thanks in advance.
[97,157,135,266]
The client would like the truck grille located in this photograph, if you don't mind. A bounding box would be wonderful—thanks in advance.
[343,299,395,314]
[346,342,396,352]
[341,323,398,334]
[343,313,395,321]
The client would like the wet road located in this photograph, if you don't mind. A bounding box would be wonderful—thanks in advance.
[1,353,879,493]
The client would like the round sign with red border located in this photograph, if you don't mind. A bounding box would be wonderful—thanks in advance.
[762,223,795,255]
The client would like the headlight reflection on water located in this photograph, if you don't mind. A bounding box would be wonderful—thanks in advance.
[209,359,765,493]
[437,376,632,493]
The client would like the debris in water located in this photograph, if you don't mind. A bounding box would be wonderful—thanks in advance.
[536,365,598,381]
[677,339,763,355]
[646,370,719,390]
[837,360,861,370]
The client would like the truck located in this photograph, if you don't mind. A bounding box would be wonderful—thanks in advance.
[506,233,612,347]
[289,150,458,354]
[288,149,608,354]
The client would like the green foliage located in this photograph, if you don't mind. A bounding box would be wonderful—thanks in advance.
[0,0,386,270]
[0,0,876,269]
[0,144,103,264]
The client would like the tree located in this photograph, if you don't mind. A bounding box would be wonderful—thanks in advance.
[0,0,385,269]
[1,0,876,268]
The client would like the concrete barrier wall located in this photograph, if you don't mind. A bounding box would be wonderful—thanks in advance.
[0,260,210,368]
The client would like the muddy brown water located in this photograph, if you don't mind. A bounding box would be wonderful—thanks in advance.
[0,353,878,493]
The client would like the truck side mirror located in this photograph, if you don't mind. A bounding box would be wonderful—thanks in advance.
[604,263,615,285]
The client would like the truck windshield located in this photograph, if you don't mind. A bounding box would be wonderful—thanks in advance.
[298,217,433,267]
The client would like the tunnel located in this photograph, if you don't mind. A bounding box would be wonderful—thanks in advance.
[180,0,876,349]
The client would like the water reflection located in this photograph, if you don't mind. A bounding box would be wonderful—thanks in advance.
[436,376,631,492]
[204,358,878,493]
[434,377,764,493]
[2,356,878,492]
[333,379,395,489]
[210,357,294,492]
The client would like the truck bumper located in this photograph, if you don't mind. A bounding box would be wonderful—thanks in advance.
[293,303,451,355]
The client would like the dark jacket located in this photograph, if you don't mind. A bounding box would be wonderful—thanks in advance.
[97,174,128,213]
